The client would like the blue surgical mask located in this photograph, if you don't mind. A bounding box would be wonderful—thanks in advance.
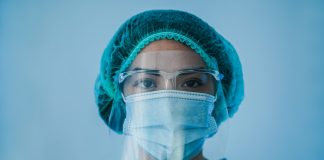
[123,90,218,160]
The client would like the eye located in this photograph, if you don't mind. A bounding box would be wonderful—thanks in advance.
[133,78,156,89]
[182,79,203,88]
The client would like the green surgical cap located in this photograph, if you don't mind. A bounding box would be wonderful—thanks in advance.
[94,9,244,134]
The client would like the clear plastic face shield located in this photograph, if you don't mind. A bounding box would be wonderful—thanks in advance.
[111,50,230,160]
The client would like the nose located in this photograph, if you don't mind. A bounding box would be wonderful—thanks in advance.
[164,78,175,90]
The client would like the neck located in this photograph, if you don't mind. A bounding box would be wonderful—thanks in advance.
[192,151,205,160]
[141,152,206,160]
[139,148,205,160]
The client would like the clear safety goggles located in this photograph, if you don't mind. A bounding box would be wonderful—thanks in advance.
[118,68,224,97]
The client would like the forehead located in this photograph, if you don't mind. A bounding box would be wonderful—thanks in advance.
[128,40,207,72]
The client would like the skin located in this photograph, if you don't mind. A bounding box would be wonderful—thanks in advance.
[124,40,215,96]
[130,39,205,72]
[126,39,211,160]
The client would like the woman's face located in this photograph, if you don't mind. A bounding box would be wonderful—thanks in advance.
[124,39,214,160]
[124,39,215,95]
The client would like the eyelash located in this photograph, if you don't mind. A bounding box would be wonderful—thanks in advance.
[182,79,203,88]
[133,78,156,89]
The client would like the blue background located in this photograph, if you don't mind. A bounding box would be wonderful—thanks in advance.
[1,0,324,159]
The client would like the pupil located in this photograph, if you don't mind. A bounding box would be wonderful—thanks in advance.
[187,81,196,87]
[143,80,152,87]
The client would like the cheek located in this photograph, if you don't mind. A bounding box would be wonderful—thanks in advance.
[121,80,135,96]
[200,75,217,95]
[204,81,216,95]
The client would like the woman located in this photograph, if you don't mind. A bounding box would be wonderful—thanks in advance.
[94,9,244,160]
